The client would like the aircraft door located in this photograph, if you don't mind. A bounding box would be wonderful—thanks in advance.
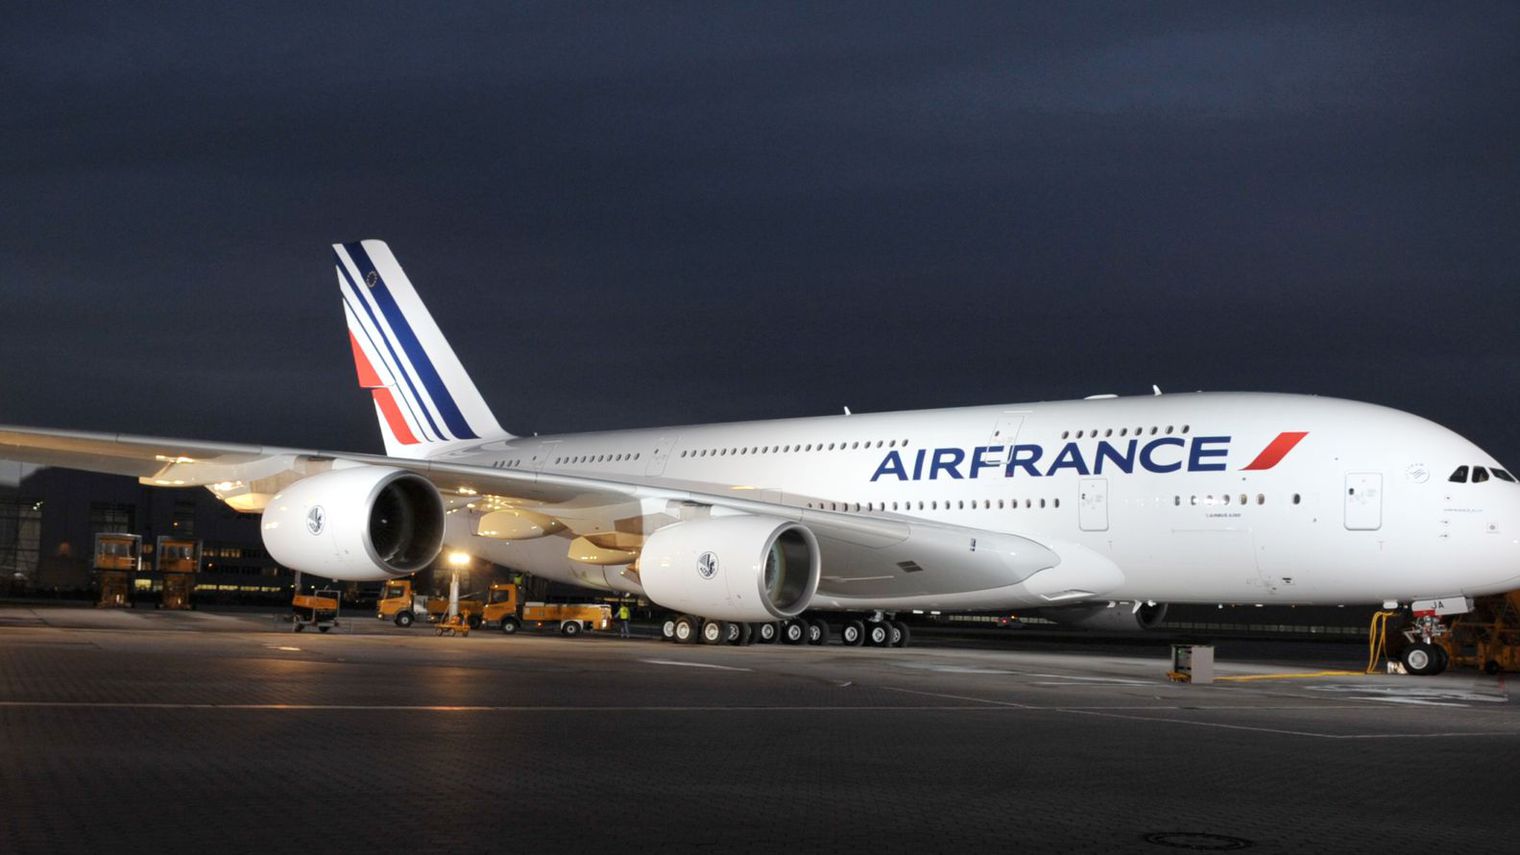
[645,435,678,476]
[1344,473,1382,530]
[531,441,561,473]
[1079,477,1109,531]
[982,414,1026,465]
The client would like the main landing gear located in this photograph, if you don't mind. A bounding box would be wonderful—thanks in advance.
[660,614,912,648]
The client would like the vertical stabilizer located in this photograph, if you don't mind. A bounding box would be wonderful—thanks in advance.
[334,240,509,457]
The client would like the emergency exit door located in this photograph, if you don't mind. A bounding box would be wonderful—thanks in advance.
[1344,472,1382,530]
[1079,477,1109,531]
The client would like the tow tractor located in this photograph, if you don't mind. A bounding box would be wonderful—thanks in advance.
[1433,591,1520,674]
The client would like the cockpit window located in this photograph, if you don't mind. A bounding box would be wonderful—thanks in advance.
[1473,466,1491,483]
[1449,466,1470,483]
[1494,469,1517,483]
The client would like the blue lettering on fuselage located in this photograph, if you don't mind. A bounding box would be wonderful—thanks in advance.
[871,436,1234,481]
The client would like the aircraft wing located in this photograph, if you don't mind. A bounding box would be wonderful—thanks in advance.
[0,425,1106,605]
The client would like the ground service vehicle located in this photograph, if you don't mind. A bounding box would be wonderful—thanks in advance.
[292,588,340,632]
[483,583,611,636]
[377,579,483,628]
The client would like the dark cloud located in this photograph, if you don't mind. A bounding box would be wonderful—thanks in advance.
[2,3,1517,459]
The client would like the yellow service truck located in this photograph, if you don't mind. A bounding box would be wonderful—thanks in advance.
[483,583,611,636]
[376,579,483,628]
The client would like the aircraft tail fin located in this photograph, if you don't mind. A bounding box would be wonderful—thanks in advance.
[333,240,510,458]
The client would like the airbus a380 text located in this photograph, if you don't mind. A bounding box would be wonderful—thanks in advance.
[2,240,1515,674]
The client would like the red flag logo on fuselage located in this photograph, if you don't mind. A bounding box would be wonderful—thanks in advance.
[1241,431,1308,470]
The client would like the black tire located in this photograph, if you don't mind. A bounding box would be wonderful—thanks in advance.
[395,611,414,628]
[561,620,582,637]
[737,623,755,646]
[661,618,677,641]
[724,621,744,644]
[1484,659,1501,675]
[702,620,726,644]
[1402,641,1445,676]
[500,617,520,634]
[466,613,482,630]
[807,618,830,646]
[782,620,807,645]
[756,622,779,644]
[867,622,890,646]
[293,622,304,633]
[673,615,698,644]
[887,622,902,647]
[842,620,865,646]
[317,625,330,633]
[891,620,911,648]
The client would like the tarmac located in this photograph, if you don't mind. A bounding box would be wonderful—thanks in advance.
[1,605,1517,854]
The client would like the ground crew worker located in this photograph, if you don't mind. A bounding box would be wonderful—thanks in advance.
[617,602,632,638]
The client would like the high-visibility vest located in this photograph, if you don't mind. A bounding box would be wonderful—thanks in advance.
[617,606,630,620]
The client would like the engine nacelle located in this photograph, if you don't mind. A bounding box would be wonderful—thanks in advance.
[261,467,444,581]
[639,516,820,622]
[1040,602,1169,631]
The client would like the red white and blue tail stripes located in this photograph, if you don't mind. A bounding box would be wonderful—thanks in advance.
[335,240,506,456]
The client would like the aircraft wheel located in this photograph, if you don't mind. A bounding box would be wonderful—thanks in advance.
[1402,641,1445,676]
[806,619,830,646]
[673,615,698,644]
[866,622,891,646]
[755,622,779,644]
[724,621,744,645]
[891,620,911,648]
[782,620,807,645]
[701,620,726,644]
[737,622,755,646]
[395,612,414,627]
[841,620,865,646]
[661,618,678,641]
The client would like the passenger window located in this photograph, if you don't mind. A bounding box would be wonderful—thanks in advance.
[1449,466,1469,483]
[1292,493,1301,505]
[1474,466,1490,483]
[1494,469,1517,483]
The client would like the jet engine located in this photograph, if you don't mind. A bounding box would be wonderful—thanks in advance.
[1040,602,1169,631]
[261,466,444,581]
[638,515,820,622]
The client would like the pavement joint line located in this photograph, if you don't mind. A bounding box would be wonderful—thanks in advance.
[0,701,1013,712]
[1214,670,1365,682]
[877,685,1518,740]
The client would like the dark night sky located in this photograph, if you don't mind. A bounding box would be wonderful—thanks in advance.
[3,3,1518,460]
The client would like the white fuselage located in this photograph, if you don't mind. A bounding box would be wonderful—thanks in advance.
[432,392,1520,610]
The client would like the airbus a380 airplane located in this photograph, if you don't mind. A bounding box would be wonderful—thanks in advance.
[3,240,1516,674]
